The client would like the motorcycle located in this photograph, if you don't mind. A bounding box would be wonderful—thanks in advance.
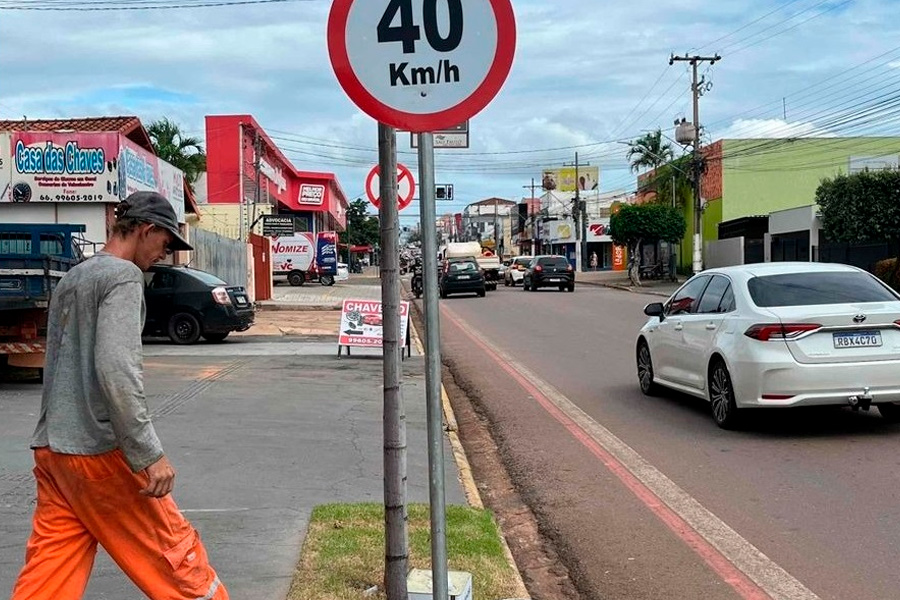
[411,262,424,298]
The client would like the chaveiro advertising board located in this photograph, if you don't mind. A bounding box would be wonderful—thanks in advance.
[339,299,410,349]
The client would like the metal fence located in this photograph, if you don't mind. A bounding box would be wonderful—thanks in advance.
[188,227,248,287]
[819,240,893,272]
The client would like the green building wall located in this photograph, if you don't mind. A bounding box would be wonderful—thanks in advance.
[659,137,900,272]
[720,138,900,221]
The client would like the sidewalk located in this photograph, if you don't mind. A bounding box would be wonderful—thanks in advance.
[577,269,681,298]
[0,322,468,599]
[260,274,381,311]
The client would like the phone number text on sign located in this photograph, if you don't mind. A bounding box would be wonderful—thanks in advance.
[39,194,107,202]
[328,0,516,132]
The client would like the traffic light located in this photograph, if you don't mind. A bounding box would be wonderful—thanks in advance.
[435,184,454,200]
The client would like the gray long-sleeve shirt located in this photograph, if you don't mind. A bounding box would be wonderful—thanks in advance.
[31,252,164,472]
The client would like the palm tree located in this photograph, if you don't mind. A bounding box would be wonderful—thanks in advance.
[146,118,207,188]
[627,129,674,173]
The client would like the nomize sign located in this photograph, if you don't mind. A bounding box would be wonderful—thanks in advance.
[298,183,326,206]
[328,0,517,132]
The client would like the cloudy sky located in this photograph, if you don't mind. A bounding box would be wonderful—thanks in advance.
[1,0,898,225]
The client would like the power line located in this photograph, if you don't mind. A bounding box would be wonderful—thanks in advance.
[0,0,312,10]
[694,0,808,51]
[724,0,853,56]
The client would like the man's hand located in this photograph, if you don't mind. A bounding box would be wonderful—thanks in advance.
[140,455,176,498]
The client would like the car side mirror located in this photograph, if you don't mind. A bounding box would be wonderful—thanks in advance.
[644,302,665,320]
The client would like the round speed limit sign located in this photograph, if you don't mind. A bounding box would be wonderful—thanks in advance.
[327,0,516,132]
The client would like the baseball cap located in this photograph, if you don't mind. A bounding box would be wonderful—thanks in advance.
[116,191,192,251]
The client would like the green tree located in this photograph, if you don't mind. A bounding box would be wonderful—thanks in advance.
[147,118,207,189]
[817,169,900,282]
[647,155,693,209]
[340,199,380,261]
[627,129,674,173]
[610,203,686,285]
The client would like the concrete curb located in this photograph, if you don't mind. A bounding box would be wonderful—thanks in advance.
[578,280,674,298]
[256,303,341,312]
[409,313,532,600]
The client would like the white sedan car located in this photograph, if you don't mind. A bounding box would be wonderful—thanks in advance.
[636,262,900,428]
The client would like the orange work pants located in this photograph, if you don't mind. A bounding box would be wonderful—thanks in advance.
[10,448,228,600]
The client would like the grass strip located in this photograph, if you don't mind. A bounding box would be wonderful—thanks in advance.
[287,503,522,600]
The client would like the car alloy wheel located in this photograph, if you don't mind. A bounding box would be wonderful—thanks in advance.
[168,312,202,345]
[709,360,741,429]
[637,342,658,396]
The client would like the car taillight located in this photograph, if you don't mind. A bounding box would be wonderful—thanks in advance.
[211,286,231,305]
[744,323,821,341]
[534,265,543,272]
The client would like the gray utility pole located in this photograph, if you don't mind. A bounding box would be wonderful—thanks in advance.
[253,130,262,237]
[493,196,500,256]
[417,132,449,600]
[238,122,245,241]
[563,153,589,271]
[378,123,409,600]
[522,178,537,255]
[669,53,721,274]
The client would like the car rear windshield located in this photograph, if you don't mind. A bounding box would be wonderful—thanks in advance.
[539,257,569,267]
[449,261,478,273]
[183,269,228,286]
[747,272,898,307]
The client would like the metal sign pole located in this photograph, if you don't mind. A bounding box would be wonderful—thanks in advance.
[417,132,448,600]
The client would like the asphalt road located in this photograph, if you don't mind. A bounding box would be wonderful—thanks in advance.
[436,283,900,600]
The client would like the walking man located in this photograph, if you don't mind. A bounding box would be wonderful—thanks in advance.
[10,191,229,600]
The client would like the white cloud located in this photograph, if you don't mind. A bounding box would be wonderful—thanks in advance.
[718,118,835,139]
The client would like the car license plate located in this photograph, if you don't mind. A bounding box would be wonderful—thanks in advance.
[549,278,562,282]
[833,331,882,348]
[457,275,470,280]
[235,296,248,305]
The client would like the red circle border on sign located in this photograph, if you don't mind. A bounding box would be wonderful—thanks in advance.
[366,163,416,211]
[327,0,516,133]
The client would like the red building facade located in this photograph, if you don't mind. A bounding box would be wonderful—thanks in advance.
[205,115,347,233]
